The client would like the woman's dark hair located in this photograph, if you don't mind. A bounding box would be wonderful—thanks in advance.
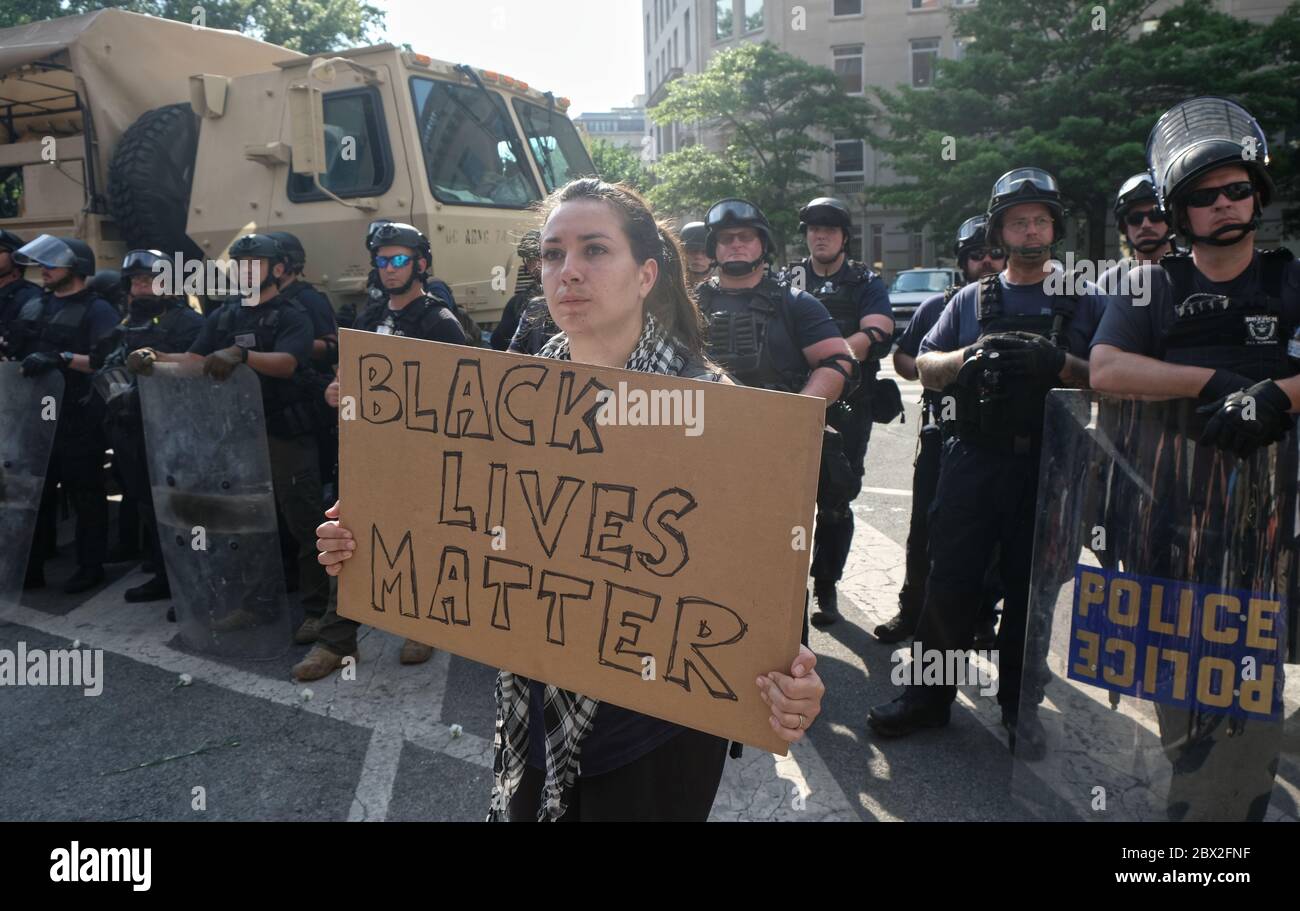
[533,178,708,359]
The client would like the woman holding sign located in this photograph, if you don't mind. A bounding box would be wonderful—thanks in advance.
[316,178,824,821]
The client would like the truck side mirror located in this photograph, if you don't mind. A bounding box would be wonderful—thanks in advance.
[287,83,327,176]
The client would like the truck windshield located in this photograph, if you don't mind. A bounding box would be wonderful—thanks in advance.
[409,77,539,208]
[890,271,951,293]
[512,98,597,193]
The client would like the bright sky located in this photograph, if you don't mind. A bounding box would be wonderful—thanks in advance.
[376,0,647,116]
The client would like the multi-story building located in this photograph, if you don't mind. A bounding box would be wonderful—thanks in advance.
[576,103,649,153]
[644,0,1291,277]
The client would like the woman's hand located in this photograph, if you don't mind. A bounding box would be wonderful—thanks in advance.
[316,500,355,576]
[756,644,824,745]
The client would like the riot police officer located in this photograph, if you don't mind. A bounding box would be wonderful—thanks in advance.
[680,220,713,286]
[11,235,121,593]
[266,231,339,365]
[787,197,894,626]
[1091,98,1298,820]
[150,233,329,640]
[867,169,1107,757]
[97,250,205,604]
[491,230,542,350]
[880,215,1005,644]
[1098,172,1176,293]
[293,221,468,682]
[0,229,43,357]
[696,198,856,641]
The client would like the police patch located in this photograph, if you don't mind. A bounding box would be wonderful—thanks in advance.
[1245,314,1278,345]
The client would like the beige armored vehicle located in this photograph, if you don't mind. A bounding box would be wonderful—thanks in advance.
[0,8,596,322]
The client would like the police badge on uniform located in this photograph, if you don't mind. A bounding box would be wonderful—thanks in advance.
[1244,314,1278,345]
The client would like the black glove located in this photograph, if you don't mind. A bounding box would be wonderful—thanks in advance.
[1197,379,1294,458]
[981,333,1065,384]
[203,345,245,381]
[20,351,66,377]
[1197,368,1254,404]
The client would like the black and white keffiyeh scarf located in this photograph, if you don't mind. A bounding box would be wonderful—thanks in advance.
[487,313,719,821]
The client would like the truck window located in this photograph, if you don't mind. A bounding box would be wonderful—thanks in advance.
[409,77,539,208]
[512,98,598,193]
[288,87,393,200]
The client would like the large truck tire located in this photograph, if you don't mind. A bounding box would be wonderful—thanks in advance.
[107,103,204,261]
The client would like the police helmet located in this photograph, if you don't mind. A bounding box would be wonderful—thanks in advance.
[1146,96,1273,211]
[14,234,97,276]
[704,198,773,260]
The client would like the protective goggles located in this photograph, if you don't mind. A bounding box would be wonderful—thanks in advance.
[992,167,1059,198]
[706,199,764,228]
[374,253,413,269]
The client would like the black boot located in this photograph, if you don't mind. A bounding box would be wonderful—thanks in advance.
[125,575,171,603]
[868,693,951,737]
[63,564,105,594]
[810,582,841,628]
[23,564,46,590]
[874,603,918,643]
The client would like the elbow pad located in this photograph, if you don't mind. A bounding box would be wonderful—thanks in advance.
[865,325,892,361]
[817,352,860,398]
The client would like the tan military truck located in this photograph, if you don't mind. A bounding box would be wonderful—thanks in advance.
[0,8,595,323]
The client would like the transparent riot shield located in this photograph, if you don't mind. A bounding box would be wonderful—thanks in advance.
[0,362,63,615]
[137,361,292,658]
[1014,391,1299,821]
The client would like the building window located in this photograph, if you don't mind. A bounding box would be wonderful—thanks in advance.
[833,45,863,95]
[911,0,940,9]
[833,0,862,14]
[672,31,677,67]
[645,15,651,54]
[833,138,865,183]
[744,0,763,32]
[911,37,940,87]
[869,225,883,269]
[954,36,974,61]
[953,0,978,6]
[685,10,691,60]
[715,0,733,40]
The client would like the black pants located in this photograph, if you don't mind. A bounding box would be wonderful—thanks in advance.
[898,428,1002,622]
[506,728,729,821]
[268,433,329,613]
[105,417,164,578]
[810,399,872,585]
[32,414,107,570]
[909,438,1038,712]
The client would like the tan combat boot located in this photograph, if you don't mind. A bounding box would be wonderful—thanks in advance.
[293,616,323,645]
[399,638,434,665]
[292,645,355,681]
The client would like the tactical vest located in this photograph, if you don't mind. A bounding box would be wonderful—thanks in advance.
[26,289,111,410]
[798,260,876,339]
[214,296,317,438]
[100,300,195,368]
[699,276,807,392]
[1158,249,1296,383]
[355,294,462,341]
[946,273,1079,455]
[0,277,41,334]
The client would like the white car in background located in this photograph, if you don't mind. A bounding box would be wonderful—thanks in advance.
[887,268,962,338]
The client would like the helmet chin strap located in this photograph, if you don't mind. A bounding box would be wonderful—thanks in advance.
[1131,233,1172,254]
[1180,200,1261,248]
[719,256,766,277]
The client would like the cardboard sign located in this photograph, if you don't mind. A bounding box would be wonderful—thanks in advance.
[336,328,823,753]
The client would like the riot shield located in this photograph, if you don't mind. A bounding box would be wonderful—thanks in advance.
[1014,391,1299,821]
[0,362,63,615]
[138,361,292,658]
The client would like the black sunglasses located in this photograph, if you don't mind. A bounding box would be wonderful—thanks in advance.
[1123,208,1169,227]
[1183,181,1254,209]
[966,247,1006,261]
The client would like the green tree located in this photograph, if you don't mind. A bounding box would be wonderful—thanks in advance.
[648,42,874,251]
[0,0,385,54]
[868,0,1300,259]
[589,138,652,193]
